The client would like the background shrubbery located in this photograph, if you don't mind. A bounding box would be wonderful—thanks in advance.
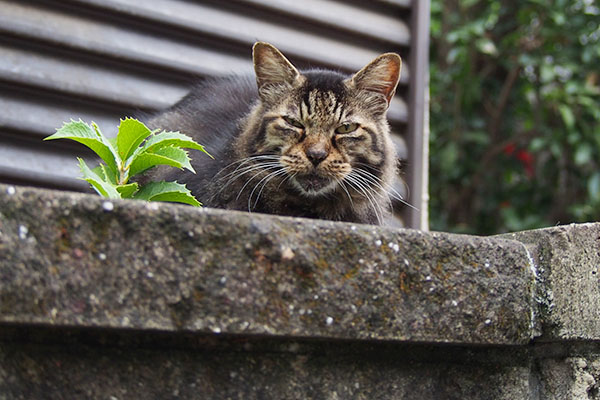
[429,0,600,234]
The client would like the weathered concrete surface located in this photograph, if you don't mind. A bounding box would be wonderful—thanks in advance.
[503,224,600,341]
[9,184,600,399]
[0,326,534,400]
[538,356,600,399]
[0,184,536,345]
[533,343,600,399]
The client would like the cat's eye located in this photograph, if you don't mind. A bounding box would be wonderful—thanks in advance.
[335,123,359,134]
[283,116,304,129]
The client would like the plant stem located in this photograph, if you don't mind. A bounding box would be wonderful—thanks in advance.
[118,163,127,185]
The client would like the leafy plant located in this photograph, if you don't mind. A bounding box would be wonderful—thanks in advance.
[45,118,211,206]
[430,0,600,234]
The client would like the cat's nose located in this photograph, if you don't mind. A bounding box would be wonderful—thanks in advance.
[306,146,328,166]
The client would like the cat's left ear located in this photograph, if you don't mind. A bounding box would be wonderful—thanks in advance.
[253,42,301,97]
[348,53,402,106]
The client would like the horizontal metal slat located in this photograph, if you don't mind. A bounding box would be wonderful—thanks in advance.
[0,165,89,192]
[388,98,408,125]
[232,0,410,47]
[377,0,412,8]
[0,42,187,111]
[67,0,410,70]
[0,133,95,190]
[234,0,410,44]
[0,1,254,77]
[0,86,125,138]
[15,0,410,82]
[1,6,409,125]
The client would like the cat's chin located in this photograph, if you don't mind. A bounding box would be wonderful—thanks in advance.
[292,174,337,197]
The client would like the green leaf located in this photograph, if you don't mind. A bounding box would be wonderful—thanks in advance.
[128,146,194,177]
[103,164,118,184]
[530,137,546,152]
[92,165,107,181]
[551,11,566,25]
[460,0,479,8]
[540,64,555,83]
[92,164,118,185]
[116,182,139,198]
[92,122,121,173]
[108,136,118,149]
[78,158,121,199]
[574,143,593,165]
[475,38,498,56]
[588,172,600,202]
[128,131,212,166]
[45,120,118,171]
[133,181,201,206]
[558,104,575,129]
[117,118,153,161]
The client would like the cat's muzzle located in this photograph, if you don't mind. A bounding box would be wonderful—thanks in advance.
[294,173,334,195]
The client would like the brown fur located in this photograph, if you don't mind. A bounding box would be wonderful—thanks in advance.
[145,42,402,225]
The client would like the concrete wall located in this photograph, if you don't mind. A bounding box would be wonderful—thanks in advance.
[0,183,599,399]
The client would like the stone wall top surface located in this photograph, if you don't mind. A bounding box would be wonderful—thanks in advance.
[502,224,600,341]
[0,184,536,344]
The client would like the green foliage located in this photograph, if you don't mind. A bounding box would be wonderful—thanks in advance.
[45,118,210,206]
[430,0,600,234]
[133,181,201,207]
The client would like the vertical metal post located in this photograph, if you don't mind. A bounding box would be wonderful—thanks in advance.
[407,0,430,230]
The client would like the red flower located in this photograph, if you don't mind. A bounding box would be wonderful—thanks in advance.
[503,143,516,155]
[516,150,533,163]
[516,150,534,178]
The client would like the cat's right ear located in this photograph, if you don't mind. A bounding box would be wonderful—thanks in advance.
[253,42,300,99]
[348,53,402,108]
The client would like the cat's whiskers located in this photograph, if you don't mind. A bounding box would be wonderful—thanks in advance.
[235,164,283,202]
[221,162,281,184]
[343,173,384,224]
[352,170,399,203]
[352,163,416,211]
[215,155,281,183]
[216,161,281,198]
[249,168,288,211]
[277,171,296,190]
[347,170,393,208]
[352,167,418,211]
[334,178,354,207]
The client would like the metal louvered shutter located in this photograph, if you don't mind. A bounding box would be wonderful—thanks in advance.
[0,0,429,229]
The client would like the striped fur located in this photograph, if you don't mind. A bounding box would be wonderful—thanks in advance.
[145,42,402,225]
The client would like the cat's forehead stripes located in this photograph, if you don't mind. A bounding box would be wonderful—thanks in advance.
[300,89,347,125]
[300,70,347,115]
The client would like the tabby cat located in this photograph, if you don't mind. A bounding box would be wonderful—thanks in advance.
[146,42,404,225]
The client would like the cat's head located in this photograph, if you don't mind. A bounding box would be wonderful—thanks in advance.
[245,42,401,201]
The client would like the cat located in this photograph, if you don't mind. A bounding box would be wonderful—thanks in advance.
[145,42,404,225]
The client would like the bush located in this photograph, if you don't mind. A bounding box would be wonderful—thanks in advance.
[430,0,600,234]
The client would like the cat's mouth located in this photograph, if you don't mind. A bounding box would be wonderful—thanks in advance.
[293,173,335,195]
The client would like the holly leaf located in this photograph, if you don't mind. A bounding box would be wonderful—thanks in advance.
[78,158,121,199]
[116,182,139,198]
[117,118,154,161]
[133,181,201,206]
[128,146,194,177]
[142,131,207,152]
[92,164,118,184]
[128,130,211,166]
[45,120,119,172]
